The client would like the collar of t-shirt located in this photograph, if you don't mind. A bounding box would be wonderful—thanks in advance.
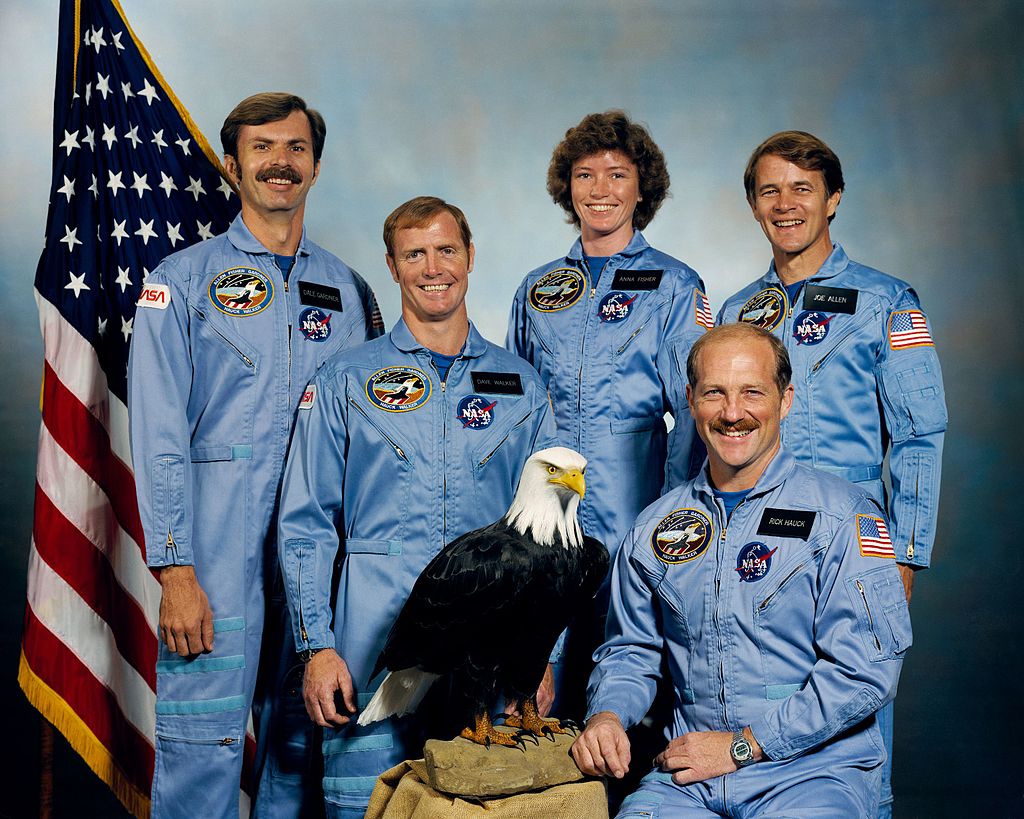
[784,279,803,310]
[583,256,611,287]
[429,348,463,382]
[713,487,752,519]
[275,254,296,281]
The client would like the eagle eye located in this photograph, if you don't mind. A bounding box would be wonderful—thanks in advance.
[546,465,558,475]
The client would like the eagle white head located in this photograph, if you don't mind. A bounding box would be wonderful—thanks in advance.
[504,446,587,549]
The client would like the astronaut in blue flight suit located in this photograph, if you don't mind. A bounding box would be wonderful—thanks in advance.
[506,111,710,714]
[277,197,558,818]
[572,323,912,818]
[129,93,382,819]
[717,131,946,817]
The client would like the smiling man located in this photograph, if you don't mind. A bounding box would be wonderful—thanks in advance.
[572,323,911,818]
[718,131,947,816]
[129,93,383,818]
[277,196,557,817]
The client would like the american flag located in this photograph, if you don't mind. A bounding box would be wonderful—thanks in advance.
[888,309,934,350]
[20,1,241,816]
[856,514,896,559]
[695,289,714,330]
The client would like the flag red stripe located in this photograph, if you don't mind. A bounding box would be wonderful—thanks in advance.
[22,606,155,789]
[33,484,157,687]
[42,361,145,552]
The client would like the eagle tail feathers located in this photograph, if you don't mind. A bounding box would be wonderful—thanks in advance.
[356,668,440,727]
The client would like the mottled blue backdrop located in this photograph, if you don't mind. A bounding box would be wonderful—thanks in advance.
[2,1,1020,814]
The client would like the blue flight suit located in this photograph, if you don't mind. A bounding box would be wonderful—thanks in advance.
[589,450,912,818]
[718,243,946,814]
[128,213,381,819]
[278,319,558,818]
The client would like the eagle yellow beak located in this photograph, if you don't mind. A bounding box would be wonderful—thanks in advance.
[550,468,585,499]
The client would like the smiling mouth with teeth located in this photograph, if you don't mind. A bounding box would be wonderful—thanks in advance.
[773,219,804,227]
[588,204,616,212]
[421,284,451,292]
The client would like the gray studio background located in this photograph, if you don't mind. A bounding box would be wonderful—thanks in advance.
[2,1,1021,815]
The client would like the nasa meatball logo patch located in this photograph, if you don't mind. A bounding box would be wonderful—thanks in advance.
[735,541,778,582]
[366,366,431,412]
[597,291,637,323]
[792,310,832,345]
[456,394,497,429]
[737,287,786,331]
[209,267,273,317]
[528,268,585,312]
[299,307,333,342]
[651,509,713,565]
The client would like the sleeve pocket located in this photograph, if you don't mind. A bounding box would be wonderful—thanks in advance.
[848,565,913,661]
[878,351,947,441]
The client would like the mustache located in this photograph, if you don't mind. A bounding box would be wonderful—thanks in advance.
[711,419,759,434]
[256,165,302,184]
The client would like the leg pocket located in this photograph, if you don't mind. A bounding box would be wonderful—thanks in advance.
[152,729,244,819]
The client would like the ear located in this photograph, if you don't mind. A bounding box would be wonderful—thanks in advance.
[779,383,795,422]
[466,242,475,274]
[224,154,240,183]
[825,188,841,220]
[686,383,695,415]
[310,160,320,187]
[385,254,399,284]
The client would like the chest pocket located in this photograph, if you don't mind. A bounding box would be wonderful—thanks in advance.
[347,394,415,466]
[471,396,536,471]
[804,302,881,380]
[607,290,666,356]
[753,536,827,616]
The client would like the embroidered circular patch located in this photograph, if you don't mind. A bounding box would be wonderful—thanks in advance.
[456,394,497,429]
[735,541,778,582]
[209,267,273,316]
[737,287,786,331]
[597,291,637,323]
[651,509,713,565]
[366,367,431,412]
[792,310,832,346]
[528,268,585,312]
[299,307,333,342]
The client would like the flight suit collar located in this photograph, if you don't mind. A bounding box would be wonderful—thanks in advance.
[693,448,797,504]
[565,229,651,263]
[226,212,312,257]
[388,317,488,359]
[764,243,850,287]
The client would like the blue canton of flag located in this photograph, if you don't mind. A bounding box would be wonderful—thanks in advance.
[856,514,896,559]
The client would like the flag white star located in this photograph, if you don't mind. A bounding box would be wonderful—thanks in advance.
[98,316,108,336]
[121,81,134,101]
[135,218,157,245]
[82,125,96,151]
[96,72,111,100]
[59,129,80,155]
[124,124,141,148]
[115,266,133,292]
[174,135,192,156]
[167,222,184,247]
[107,170,126,196]
[151,129,168,151]
[60,225,83,252]
[131,172,152,198]
[142,267,152,284]
[139,78,160,105]
[89,174,99,198]
[65,271,90,298]
[197,220,215,240]
[85,82,92,106]
[100,123,117,150]
[185,176,206,200]
[217,177,235,199]
[83,29,91,47]
[159,172,178,197]
[111,219,129,245]
[91,26,107,52]
[121,316,134,341]
[112,31,124,51]
[97,224,103,243]
[57,176,75,202]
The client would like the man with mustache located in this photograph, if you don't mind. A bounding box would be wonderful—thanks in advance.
[718,131,947,817]
[129,93,383,818]
[572,323,911,817]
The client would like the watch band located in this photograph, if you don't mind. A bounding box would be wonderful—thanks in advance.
[298,647,326,663]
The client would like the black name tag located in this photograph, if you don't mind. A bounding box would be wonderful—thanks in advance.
[612,269,663,291]
[803,285,857,314]
[757,508,817,540]
[471,371,523,395]
[298,282,343,311]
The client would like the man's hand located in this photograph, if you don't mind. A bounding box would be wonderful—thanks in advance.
[655,728,763,785]
[897,563,916,603]
[302,649,356,727]
[536,663,555,717]
[571,711,631,779]
[158,565,214,657]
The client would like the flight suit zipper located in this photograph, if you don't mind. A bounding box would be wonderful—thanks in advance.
[855,579,882,652]
[348,399,409,461]
[194,309,256,369]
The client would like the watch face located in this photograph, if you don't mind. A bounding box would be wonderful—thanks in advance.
[732,738,753,763]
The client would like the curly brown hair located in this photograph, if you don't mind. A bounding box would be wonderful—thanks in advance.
[547,111,669,231]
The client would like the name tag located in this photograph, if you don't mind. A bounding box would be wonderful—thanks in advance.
[803,285,858,314]
[471,371,523,395]
[611,269,663,290]
[757,508,816,540]
[298,282,342,311]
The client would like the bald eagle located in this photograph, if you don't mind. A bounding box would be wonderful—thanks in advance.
[357,447,608,746]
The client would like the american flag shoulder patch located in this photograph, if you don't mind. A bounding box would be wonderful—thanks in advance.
[888,309,934,350]
[694,290,714,330]
[856,514,896,559]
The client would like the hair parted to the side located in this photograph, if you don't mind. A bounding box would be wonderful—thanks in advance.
[743,130,844,223]
[547,110,669,231]
[220,92,327,162]
[687,323,792,396]
[382,196,473,257]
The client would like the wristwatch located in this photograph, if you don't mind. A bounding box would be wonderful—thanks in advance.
[730,729,756,767]
[298,647,326,663]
